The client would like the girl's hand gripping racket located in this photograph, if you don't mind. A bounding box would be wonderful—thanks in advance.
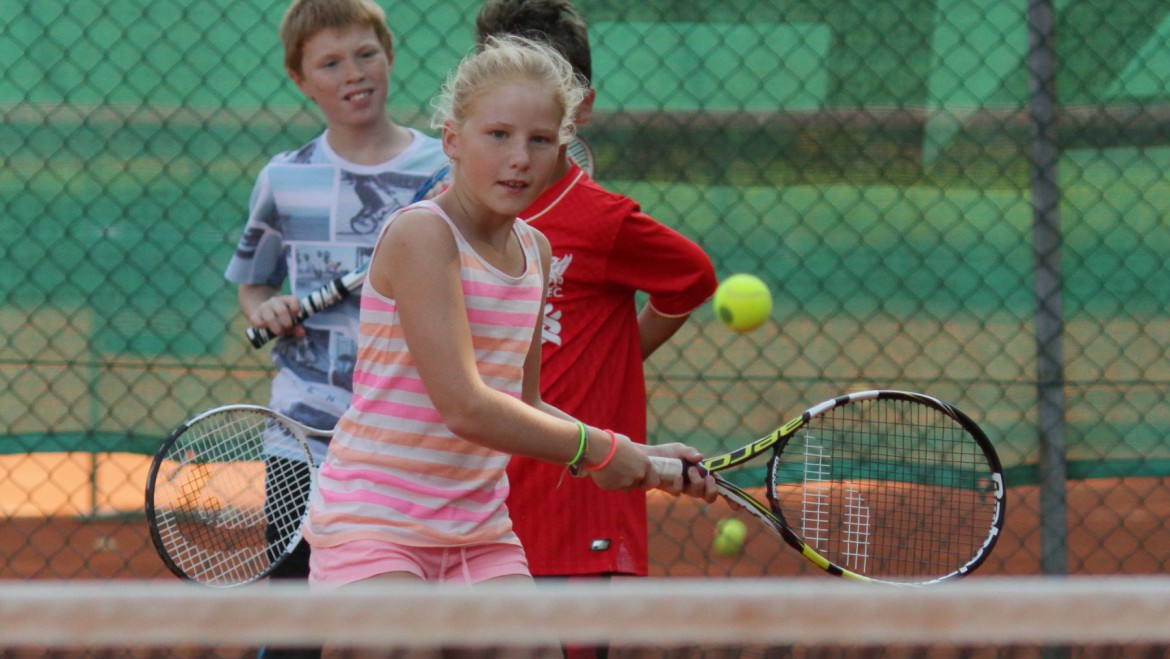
[244,163,452,348]
[144,404,332,587]
[654,390,1005,585]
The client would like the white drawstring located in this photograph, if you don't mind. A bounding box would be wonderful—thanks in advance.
[437,547,472,584]
[459,548,471,584]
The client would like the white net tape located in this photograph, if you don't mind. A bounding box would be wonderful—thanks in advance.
[3,577,1170,650]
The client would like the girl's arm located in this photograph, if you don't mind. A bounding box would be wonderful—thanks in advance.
[371,210,657,490]
[517,233,715,498]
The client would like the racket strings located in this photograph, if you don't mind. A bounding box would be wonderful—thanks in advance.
[774,398,999,581]
[152,410,311,586]
[566,137,594,175]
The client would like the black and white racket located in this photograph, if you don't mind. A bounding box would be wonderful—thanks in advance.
[655,390,1005,585]
[144,404,330,587]
[245,164,451,348]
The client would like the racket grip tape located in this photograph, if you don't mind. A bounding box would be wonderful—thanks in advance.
[649,456,688,482]
[245,277,352,349]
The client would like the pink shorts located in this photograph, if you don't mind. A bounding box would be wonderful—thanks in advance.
[308,539,530,588]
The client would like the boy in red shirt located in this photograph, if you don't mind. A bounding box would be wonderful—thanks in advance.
[475,0,718,638]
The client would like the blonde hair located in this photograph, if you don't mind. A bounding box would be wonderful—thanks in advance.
[431,34,587,144]
[280,0,395,77]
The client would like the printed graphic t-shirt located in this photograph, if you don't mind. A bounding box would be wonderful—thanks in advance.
[224,130,446,463]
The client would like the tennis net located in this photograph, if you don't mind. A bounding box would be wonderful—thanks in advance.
[3,577,1170,657]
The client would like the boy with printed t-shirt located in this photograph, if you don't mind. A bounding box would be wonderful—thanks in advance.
[223,1,447,656]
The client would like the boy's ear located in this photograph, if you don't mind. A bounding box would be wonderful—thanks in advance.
[288,67,314,101]
[574,88,596,126]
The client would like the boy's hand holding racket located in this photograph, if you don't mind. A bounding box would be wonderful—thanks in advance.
[247,293,309,342]
[244,165,452,349]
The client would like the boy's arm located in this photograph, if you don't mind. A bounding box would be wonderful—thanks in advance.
[637,304,690,359]
[606,206,717,357]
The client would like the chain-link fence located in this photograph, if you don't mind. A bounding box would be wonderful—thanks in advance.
[3,0,1170,580]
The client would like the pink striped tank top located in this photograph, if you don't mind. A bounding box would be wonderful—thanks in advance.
[303,201,545,548]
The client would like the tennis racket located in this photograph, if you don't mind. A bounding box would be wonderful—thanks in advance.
[245,164,452,349]
[567,135,594,175]
[654,390,1005,585]
[144,404,330,587]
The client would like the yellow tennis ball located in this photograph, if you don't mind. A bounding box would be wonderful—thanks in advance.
[713,274,772,332]
[712,517,748,557]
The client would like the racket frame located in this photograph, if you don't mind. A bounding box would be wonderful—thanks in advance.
[677,390,1005,585]
[144,404,327,587]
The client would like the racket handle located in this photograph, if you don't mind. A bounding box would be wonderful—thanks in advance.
[246,276,354,349]
[650,456,686,481]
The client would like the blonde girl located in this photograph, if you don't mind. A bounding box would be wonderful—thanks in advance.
[303,35,714,592]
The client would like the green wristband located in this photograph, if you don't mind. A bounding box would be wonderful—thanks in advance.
[567,421,588,472]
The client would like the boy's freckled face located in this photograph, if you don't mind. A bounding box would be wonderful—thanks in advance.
[291,24,391,130]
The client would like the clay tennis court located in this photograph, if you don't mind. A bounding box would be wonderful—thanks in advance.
[3,447,1167,581]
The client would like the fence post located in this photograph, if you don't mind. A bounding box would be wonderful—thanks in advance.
[1026,0,1070,578]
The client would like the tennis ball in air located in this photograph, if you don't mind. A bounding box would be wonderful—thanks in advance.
[713,274,773,332]
[712,517,748,557]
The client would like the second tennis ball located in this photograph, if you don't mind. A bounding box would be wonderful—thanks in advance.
[714,274,772,332]
[712,517,748,557]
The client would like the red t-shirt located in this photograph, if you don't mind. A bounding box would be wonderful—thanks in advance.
[505,164,717,576]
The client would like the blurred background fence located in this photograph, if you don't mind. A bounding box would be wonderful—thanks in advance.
[2,0,1170,581]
